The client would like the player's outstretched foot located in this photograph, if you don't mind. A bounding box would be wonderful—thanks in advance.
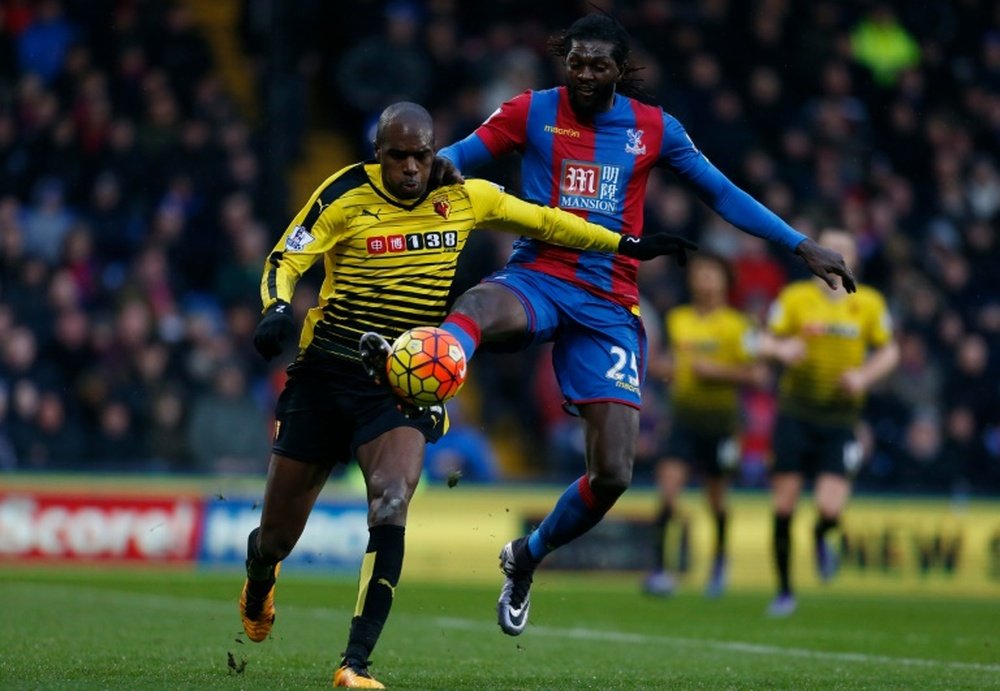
[816,537,840,582]
[642,570,676,597]
[239,562,281,642]
[359,331,426,419]
[333,659,384,689]
[498,536,537,636]
[704,556,727,599]
[766,592,797,618]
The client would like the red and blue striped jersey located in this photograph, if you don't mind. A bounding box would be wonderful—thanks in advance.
[440,86,805,312]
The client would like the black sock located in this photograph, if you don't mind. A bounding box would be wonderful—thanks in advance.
[652,505,672,571]
[814,515,838,541]
[677,518,691,572]
[342,525,405,665]
[245,527,277,591]
[774,514,792,595]
[714,510,728,559]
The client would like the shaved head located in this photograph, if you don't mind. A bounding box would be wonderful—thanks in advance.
[374,102,433,148]
[374,102,436,199]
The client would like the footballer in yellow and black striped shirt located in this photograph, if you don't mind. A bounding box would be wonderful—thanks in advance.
[761,228,899,617]
[240,102,672,688]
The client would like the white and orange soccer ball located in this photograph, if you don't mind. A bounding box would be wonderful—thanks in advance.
[386,326,467,407]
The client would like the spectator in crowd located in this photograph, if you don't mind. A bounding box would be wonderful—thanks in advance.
[43,307,92,388]
[20,177,73,265]
[145,385,192,471]
[335,1,431,142]
[15,0,77,85]
[90,397,141,466]
[186,360,270,473]
[850,4,921,87]
[887,330,943,415]
[22,389,84,468]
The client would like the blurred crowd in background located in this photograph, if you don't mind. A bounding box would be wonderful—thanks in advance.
[1,0,999,494]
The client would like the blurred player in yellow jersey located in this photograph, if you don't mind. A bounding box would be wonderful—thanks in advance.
[237,102,697,688]
[644,253,768,598]
[760,229,899,617]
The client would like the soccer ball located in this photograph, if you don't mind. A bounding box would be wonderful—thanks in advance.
[386,326,467,407]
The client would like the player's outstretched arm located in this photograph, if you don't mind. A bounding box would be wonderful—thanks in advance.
[664,120,854,290]
[794,238,857,293]
[470,180,698,263]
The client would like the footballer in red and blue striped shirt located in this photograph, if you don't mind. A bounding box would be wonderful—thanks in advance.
[434,14,854,638]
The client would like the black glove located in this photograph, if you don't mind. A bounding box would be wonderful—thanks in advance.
[618,233,698,265]
[253,301,297,361]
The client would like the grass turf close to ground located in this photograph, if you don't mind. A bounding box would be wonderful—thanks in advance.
[1,569,998,690]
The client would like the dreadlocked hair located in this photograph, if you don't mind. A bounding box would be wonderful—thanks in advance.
[546,13,651,103]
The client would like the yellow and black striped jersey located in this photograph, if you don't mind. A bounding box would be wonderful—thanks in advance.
[261,162,623,363]
[768,280,892,424]
[666,305,753,433]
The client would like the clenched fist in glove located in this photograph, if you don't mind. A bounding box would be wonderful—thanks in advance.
[618,233,698,265]
[253,301,297,361]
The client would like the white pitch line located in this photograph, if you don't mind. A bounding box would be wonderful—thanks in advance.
[432,616,1000,674]
[10,582,1000,675]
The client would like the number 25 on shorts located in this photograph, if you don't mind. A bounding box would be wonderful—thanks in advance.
[605,346,640,388]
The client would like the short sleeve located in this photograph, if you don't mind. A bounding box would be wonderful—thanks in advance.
[767,292,796,337]
[474,91,532,156]
[866,291,893,347]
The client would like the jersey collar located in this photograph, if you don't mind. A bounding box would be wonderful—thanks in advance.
[558,87,625,127]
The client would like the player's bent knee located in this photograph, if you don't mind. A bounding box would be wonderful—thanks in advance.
[368,484,413,526]
[451,283,525,335]
[589,469,632,506]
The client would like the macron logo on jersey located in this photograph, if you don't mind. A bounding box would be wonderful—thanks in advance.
[559,160,622,213]
[543,124,581,138]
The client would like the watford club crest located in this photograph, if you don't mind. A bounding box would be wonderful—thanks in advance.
[433,196,450,219]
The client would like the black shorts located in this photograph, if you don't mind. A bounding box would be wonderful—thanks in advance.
[272,357,445,465]
[770,413,860,478]
[660,422,740,477]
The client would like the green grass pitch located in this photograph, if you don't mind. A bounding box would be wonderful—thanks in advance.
[1,569,998,689]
